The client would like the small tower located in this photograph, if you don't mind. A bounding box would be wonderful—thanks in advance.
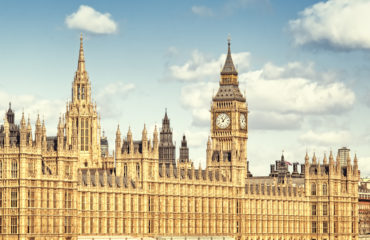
[179,134,189,163]
[158,110,176,168]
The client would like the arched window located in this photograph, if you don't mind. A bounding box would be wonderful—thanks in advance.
[323,183,328,195]
[81,85,85,99]
[0,160,2,178]
[11,160,18,178]
[311,183,316,196]
[124,164,127,178]
[136,163,140,178]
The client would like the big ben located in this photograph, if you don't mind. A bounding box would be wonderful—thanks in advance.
[207,37,248,184]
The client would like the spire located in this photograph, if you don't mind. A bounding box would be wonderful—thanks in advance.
[329,150,334,165]
[77,33,86,72]
[221,35,238,76]
[312,153,317,164]
[323,153,327,165]
[20,111,26,129]
[142,124,147,140]
[116,124,121,137]
[305,152,309,164]
[6,102,14,124]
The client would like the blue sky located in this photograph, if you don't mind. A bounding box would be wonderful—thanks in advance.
[1,0,370,176]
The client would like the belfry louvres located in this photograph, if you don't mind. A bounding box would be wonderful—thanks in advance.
[0,36,360,240]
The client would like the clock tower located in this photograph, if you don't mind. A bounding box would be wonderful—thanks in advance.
[207,38,248,184]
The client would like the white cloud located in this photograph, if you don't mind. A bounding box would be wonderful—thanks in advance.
[97,82,135,118]
[169,50,250,82]
[0,90,64,135]
[66,5,118,34]
[299,130,351,147]
[242,64,355,115]
[358,157,370,177]
[249,111,302,130]
[173,51,355,129]
[289,0,370,50]
[192,6,214,17]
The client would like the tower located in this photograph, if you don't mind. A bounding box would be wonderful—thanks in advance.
[207,37,248,184]
[179,134,189,163]
[158,110,176,168]
[65,34,101,168]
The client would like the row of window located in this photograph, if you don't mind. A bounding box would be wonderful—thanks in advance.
[0,216,18,234]
[0,160,18,178]
[311,183,327,196]
[81,217,240,235]
[312,221,356,234]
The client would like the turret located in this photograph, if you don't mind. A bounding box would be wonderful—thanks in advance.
[142,124,148,155]
[323,153,327,165]
[27,116,32,146]
[20,112,27,147]
[57,116,64,151]
[312,153,317,165]
[4,115,10,147]
[354,154,358,176]
[115,124,121,155]
[153,125,158,149]
[42,119,47,151]
[329,150,334,169]
[71,119,77,151]
[35,114,42,147]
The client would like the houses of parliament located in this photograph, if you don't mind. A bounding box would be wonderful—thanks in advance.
[0,36,360,240]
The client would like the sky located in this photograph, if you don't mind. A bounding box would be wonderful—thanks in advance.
[0,0,370,177]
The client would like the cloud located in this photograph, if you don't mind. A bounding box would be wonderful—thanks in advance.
[0,90,64,135]
[358,157,370,177]
[242,64,355,115]
[66,5,118,34]
[249,111,302,130]
[289,0,370,50]
[96,82,135,118]
[299,130,351,147]
[192,6,214,17]
[173,50,355,129]
[168,50,250,82]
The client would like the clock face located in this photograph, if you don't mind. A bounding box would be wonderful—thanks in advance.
[240,113,246,129]
[216,113,230,129]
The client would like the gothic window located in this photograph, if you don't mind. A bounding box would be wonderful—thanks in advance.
[311,204,317,216]
[115,195,118,211]
[28,190,35,208]
[0,216,2,233]
[65,164,71,179]
[90,194,94,210]
[90,217,93,233]
[77,84,80,99]
[81,193,85,210]
[107,194,110,211]
[0,161,2,178]
[11,160,17,178]
[53,192,57,208]
[11,216,17,234]
[323,203,328,216]
[323,221,328,233]
[81,217,85,234]
[136,163,140,179]
[27,216,34,233]
[99,193,102,210]
[311,221,317,233]
[11,188,17,208]
[65,191,72,209]
[124,164,127,177]
[323,183,328,195]
[0,189,2,207]
[28,161,34,177]
[82,85,85,99]
[64,216,71,233]
[311,183,316,196]
[80,119,89,151]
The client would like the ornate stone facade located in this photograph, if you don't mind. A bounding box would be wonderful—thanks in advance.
[0,36,360,240]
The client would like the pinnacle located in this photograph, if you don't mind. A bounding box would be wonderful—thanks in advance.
[221,36,238,76]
